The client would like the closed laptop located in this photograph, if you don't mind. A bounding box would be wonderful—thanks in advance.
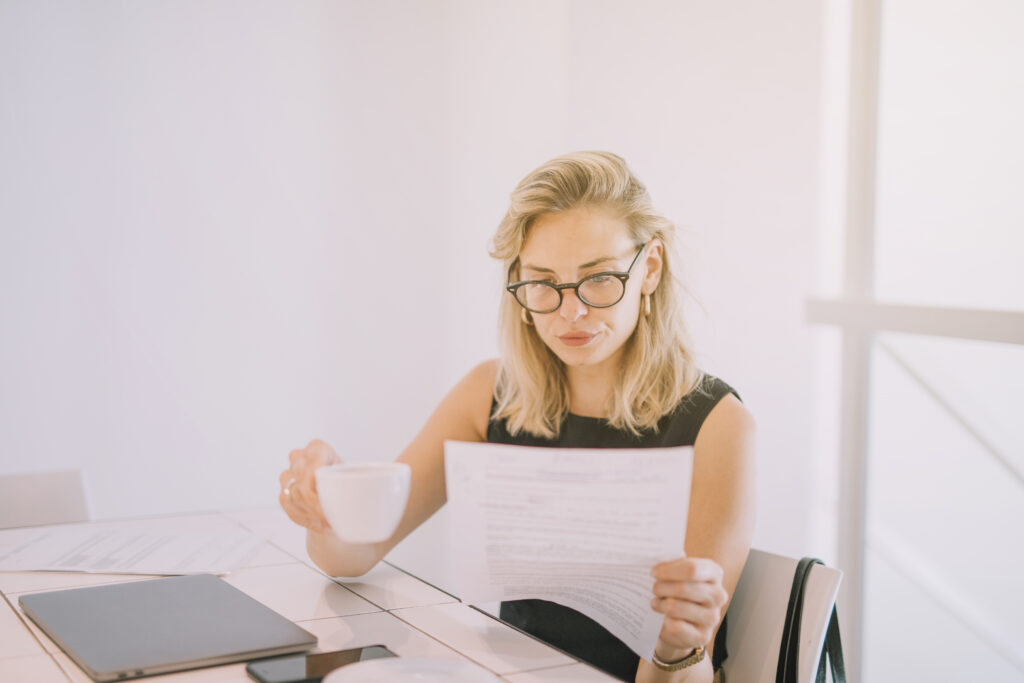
[19,573,317,682]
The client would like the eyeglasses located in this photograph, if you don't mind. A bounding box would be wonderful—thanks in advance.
[506,244,647,314]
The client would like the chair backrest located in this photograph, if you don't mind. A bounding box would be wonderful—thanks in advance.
[721,549,842,683]
[0,469,90,529]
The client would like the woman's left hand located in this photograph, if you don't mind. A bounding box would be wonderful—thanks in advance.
[650,557,729,655]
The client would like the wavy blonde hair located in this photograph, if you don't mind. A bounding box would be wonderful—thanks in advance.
[490,151,702,438]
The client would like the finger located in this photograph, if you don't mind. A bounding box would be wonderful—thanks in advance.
[293,478,329,528]
[658,616,713,651]
[652,580,725,607]
[290,460,322,498]
[287,478,317,510]
[651,597,721,627]
[652,581,728,609]
[279,490,328,533]
[279,469,296,487]
[279,491,315,527]
[279,468,308,503]
[652,558,723,583]
[306,439,338,463]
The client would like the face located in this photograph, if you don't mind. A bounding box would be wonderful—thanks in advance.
[516,205,663,373]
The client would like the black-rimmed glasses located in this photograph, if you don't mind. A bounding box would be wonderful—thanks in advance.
[506,244,647,314]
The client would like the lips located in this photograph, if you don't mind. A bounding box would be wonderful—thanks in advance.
[557,332,598,347]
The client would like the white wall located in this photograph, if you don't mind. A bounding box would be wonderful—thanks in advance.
[0,0,825,566]
[0,1,455,518]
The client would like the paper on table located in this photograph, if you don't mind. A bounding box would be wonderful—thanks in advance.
[0,520,265,575]
[444,441,692,661]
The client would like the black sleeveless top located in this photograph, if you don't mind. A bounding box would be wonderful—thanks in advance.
[487,375,738,682]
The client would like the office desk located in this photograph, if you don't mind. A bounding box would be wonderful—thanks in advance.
[0,508,617,682]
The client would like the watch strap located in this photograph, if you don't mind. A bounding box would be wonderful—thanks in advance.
[651,645,706,671]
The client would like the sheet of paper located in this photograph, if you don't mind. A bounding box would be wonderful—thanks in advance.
[0,518,265,575]
[444,441,693,661]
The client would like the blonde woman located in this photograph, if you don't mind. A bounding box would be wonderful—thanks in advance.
[280,151,756,683]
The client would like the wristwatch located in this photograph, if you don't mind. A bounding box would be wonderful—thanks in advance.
[651,645,706,672]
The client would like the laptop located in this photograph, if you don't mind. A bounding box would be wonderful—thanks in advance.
[19,574,317,682]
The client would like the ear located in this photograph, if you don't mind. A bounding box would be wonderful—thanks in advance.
[640,239,664,295]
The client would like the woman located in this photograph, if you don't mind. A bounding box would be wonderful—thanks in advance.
[279,151,756,683]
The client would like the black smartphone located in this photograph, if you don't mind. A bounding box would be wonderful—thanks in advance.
[245,645,397,683]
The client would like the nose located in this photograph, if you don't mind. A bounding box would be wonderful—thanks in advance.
[559,288,588,322]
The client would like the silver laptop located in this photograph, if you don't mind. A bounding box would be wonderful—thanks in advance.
[19,574,317,682]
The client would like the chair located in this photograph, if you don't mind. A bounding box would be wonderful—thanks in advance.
[0,469,90,529]
[720,549,843,683]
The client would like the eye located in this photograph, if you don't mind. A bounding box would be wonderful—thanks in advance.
[587,274,613,284]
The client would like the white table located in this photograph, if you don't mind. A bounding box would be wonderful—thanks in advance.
[0,508,617,682]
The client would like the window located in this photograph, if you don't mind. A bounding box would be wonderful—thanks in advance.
[810,0,1024,680]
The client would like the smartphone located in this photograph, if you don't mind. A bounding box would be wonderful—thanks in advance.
[246,645,397,683]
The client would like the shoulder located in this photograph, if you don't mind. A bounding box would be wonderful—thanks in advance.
[697,393,756,448]
[658,374,743,445]
[688,375,740,409]
[691,390,756,494]
[456,359,499,399]
[691,374,755,454]
[686,384,756,555]
[685,389,756,641]
[435,359,498,440]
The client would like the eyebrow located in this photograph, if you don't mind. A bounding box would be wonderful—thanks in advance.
[519,255,619,274]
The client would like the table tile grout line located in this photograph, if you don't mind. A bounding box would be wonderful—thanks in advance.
[48,650,79,683]
[224,515,599,678]
[464,603,594,675]
[498,660,613,682]
[2,588,47,653]
[217,534,415,622]
[0,652,73,681]
[386,603,587,677]
[252,538,435,615]
[224,514,458,609]
[1,590,72,681]
[219,512,310,568]
[166,514,393,618]
[297,609,471,663]
[505,661,612,677]
[6,513,595,681]
[383,559,462,601]
[384,605,508,676]
[218,538,386,615]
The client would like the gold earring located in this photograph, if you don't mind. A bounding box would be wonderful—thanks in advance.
[643,293,651,316]
[521,308,533,325]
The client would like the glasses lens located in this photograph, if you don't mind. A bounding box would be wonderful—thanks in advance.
[578,274,625,307]
[516,282,560,312]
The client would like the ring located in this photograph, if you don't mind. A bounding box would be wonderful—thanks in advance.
[283,478,297,499]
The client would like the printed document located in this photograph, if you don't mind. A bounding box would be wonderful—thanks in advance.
[0,516,264,575]
[444,441,693,660]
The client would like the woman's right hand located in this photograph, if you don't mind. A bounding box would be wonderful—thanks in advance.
[279,439,342,533]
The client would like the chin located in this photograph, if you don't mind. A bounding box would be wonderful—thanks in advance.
[551,343,610,368]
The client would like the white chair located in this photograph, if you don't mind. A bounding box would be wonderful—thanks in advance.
[721,549,844,683]
[0,469,90,529]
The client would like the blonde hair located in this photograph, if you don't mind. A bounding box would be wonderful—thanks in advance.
[490,151,702,438]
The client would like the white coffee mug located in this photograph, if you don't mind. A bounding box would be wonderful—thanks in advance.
[315,462,411,544]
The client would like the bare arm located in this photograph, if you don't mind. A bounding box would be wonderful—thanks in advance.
[281,360,497,577]
[635,393,757,683]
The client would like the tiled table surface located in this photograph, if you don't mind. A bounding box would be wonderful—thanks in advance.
[0,508,617,682]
